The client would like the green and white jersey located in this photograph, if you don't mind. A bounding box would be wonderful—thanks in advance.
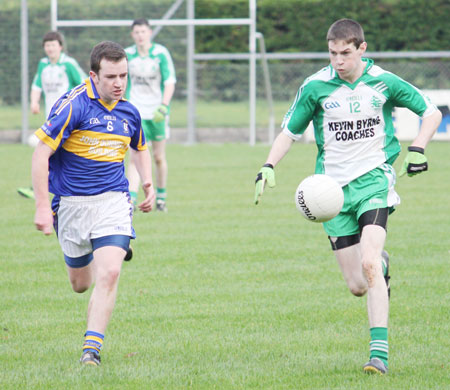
[125,43,176,120]
[282,58,437,186]
[31,53,87,118]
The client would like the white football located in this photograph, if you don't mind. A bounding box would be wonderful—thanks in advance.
[27,134,39,148]
[295,174,344,223]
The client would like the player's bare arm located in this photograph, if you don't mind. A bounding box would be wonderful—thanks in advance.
[266,132,295,167]
[130,148,155,212]
[31,142,54,235]
[162,82,175,106]
[30,89,42,115]
[410,109,442,149]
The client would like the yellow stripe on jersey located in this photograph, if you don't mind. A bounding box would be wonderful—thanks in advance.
[85,78,95,99]
[137,127,147,151]
[62,130,131,162]
[35,104,73,151]
[99,98,119,111]
[55,85,86,116]
[85,78,123,111]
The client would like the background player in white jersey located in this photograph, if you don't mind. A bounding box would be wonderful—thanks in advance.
[125,18,176,212]
[30,31,87,119]
[32,40,155,366]
[18,31,86,199]
[254,19,442,375]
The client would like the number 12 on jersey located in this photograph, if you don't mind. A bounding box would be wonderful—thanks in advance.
[349,102,361,113]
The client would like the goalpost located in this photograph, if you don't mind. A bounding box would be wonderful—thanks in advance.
[45,0,273,146]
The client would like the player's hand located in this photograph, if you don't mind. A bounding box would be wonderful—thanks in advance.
[30,102,40,115]
[152,104,168,123]
[254,164,276,205]
[399,146,428,177]
[34,206,53,235]
[139,182,155,213]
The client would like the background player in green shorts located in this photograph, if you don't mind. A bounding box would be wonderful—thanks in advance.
[125,18,176,212]
[254,19,442,374]
[18,31,86,199]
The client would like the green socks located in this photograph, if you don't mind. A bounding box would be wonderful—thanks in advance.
[381,257,388,277]
[156,187,167,202]
[370,327,388,367]
[130,191,138,206]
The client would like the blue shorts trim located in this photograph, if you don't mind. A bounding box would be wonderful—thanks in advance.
[91,235,130,252]
[64,235,130,269]
[64,253,94,269]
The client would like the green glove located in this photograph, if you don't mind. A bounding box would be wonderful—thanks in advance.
[153,104,168,123]
[399,146,428,177]
[254,164,276,205]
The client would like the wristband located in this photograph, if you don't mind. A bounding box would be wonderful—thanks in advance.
[407,146,425,154]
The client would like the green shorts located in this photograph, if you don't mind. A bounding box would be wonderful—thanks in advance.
[142,118,168,142]
[323,164,400,237]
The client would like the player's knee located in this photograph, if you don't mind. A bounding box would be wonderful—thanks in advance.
[349,284,367,297]
[346,278,367,296]
[361,258,380,287]
[97,267,121,289]
[153,154,165,165]
[70,278,91,293]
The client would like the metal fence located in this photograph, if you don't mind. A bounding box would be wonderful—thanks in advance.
[2,1,449,143]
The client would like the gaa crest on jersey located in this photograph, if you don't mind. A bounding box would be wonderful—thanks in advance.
[121,119,129,134]
[371,96,383,109]
[324,101,341,110]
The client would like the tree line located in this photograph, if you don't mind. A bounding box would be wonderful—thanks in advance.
[0,0,448,104]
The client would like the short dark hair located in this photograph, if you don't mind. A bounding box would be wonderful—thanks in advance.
[42,31,64,47]
[90,41,127,74]
[327,19,365,49]
[132,18,151,29]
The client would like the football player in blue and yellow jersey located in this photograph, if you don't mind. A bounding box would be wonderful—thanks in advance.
[32,41,155,366]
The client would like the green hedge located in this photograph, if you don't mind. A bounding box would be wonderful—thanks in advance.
[195,0,449,52]
[0,0,448,105]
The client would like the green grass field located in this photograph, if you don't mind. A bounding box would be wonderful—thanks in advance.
[1,142,449,389]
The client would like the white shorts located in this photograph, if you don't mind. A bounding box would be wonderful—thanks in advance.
[56,191,134,258]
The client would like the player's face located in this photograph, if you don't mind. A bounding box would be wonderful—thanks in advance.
[44,40,63,63]
[328,39,367,83]
[131,25,152,48]
[90,58,128,104]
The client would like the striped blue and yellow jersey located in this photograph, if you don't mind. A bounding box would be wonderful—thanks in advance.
[35,77,147,199]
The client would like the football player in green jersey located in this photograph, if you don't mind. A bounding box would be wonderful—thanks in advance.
[18,31,86,200]
[30,31,87,119]
[255,19,442,375]
[125,18,176,212]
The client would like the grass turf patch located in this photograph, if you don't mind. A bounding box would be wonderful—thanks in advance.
[0,142,448,389]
